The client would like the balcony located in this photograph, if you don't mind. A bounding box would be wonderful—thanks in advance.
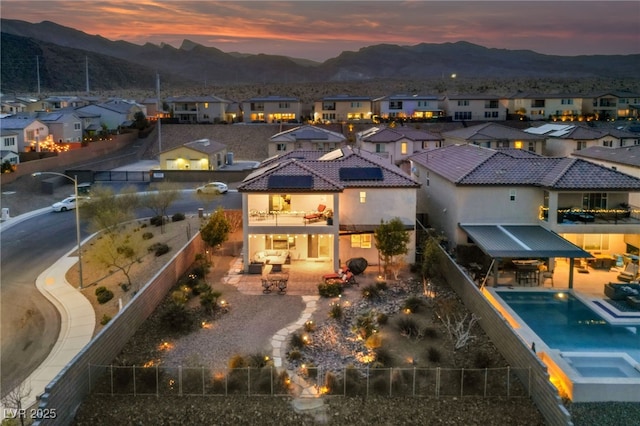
[541,205,640,225]
[248,210,333,227]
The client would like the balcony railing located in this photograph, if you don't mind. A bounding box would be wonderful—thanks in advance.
[540,205,640,225]
[248,210,332,227]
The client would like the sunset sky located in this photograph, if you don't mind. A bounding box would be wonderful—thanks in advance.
[2,1,639,61]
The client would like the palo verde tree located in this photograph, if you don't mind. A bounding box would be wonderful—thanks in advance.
[140,182,181,233]
[200,207,232,253]
[374,217,410,279]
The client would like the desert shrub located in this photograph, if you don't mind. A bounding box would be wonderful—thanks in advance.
[324,372,338,395]
[427,347,442,363]
[228,354,248,369]
[199,289,222,315]
[191,264,208,279]
[474,350,493,369]
[248,352,269,368]
[304,320,316,332]
[318,281,342,297]
[148,242,170,256]
[100,314,112,325]
[402,296,424,313]
[287,350,302,362]
[289,332,305,350]
[355,312,377,339]
[172,212,185,222]
[161,303,196,332]
[365,332,382,349]
[376,312,389,325]
[375,280,388,291]
[193,281,210,296]
[149,215,166,227]
[328,302,343,319]
[96,287,114,304]
[374,347,393,367]
[397,317,420,339]
[120,283,130,292]
[423,327,438,339]
[142,232,154,240]
[361,284,381,300]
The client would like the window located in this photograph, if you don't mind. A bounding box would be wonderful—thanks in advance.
[375,144,385,153]
[577,141,587,150]
[74,122,81,131]
[454,111,472,120]
[401,142,407,155]
[322,113,336,120]
[350,102,362,108]
[350,234,372,248]
[583,193,607,209]
[484,100,499,108]
[509,189,516,201]
[276,143,287,151]
[561,99,574,105]
[514,141,522,149]
[3,137,15,147]
[484,111,499,118]
[528,142,536,152]
[603,140,613,147]
[457,100,470,106]
[204,102,209,108]
[279,102,290,108]
[360,191,366,203]
[496,141,510,148]
[389,101,403,110]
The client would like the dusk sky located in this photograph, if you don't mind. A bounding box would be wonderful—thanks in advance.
[2,1,639,61]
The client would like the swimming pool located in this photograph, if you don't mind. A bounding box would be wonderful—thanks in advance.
[490,289,640,402]
[495,290,640,362]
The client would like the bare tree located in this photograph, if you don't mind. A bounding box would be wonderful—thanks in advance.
[82,184,139,236]
[441,313,480,351]
[140,182,181,233]
[87,228,145,289]
[1,379,32,426]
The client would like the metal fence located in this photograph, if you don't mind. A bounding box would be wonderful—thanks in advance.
[89,365,531,399]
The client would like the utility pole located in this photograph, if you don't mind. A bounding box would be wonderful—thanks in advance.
[86,56,90,94]
[36,56,41,95]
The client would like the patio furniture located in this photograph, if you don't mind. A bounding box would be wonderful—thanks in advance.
[627,295,640,310]
[262,275,288,294]
[617,262,639,283]
[303,204,326,224]
[248,262,263,274]
[323,267,358,287]
[604,283,640,301]
[253,250,290,265]
[540,270,554,287]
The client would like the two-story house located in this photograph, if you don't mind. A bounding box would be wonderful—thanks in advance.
[505,93,588,121]
[241,96,302,123]
[373,94,444,121]
[37,111,84,143]
[524,124,640,157]
[238,146,420,274]
[0,117,50,152]
[268,125,347,158]
[409,144,640,283]
[75,100,143,131]
[444,95,506,121]
[356,125,443,165]
[442,122,545,154]
[0,129,20,166]
[313,95,373,123]
[165,95,232,124]
[587,91,640,121]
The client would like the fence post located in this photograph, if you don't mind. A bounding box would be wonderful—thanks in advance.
[389,368,392,397]
[133,366,137,396]
[179,366,183,396]
[366,366,369,398]
[156,365,159,396]
[202,366,205,396]
[507,366,510,397]
[484,368,488,397]
[248,367,251,396]
[460,368,464,397]
[412,367,416,397]
[436,367,440,398]
[110,365,114,396]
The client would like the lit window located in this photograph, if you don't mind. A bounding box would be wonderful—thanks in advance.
[514,141,522,149]
[401,142,407,154]
[360,192,366,203]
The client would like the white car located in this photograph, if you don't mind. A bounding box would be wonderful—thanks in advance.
[196,182,228,194]
[51,196,88,212]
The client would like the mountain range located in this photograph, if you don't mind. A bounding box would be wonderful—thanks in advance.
[2,19,639,94]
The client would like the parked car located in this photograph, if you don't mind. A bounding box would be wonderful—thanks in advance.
[196,182,228,194]
[51,196,89,212]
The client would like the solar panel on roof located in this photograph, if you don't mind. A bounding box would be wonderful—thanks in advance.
[339,167,383,181]
[268,175,313,189]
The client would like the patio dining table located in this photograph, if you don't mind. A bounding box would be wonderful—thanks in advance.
[261,273,289,294]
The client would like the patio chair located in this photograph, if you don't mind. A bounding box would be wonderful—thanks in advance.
[540,270,554,287]
[303,204,326,224]
[617,262,639,283]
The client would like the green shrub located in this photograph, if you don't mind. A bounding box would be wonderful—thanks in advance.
[150,215,166,227]
[374,347,393,367]
[248,352,269,368]
[160,302,196,332]
[120,283,130,292]
[303,320,316,332]
[375,280,388,291]
[287,350,302,361]
[100,314,112,325]
[142,232,154,240]
[402,296,424,313]
[427,347,441,363]
[148,242,170,256]
[361,284,380,300]
[397,317,420,339]
[172,212,185,222]
[355,312,376,339]
[376,312,389,325]
[228,354,248,369]
[96,287,114,304]
[328,303,343,319]
[289,332,305,350]
[318,281,342,297]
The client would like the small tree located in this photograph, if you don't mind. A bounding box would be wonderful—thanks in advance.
[140,182,181,233]
[89,232,144,289]
[133,111,149,130]
[374,218,410,279]
[1,379,32,426]
[200,207,232,250]
[83,185,139,236]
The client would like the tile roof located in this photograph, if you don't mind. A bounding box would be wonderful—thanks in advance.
[182,138,227,154]
[361,126,442,143]
[0,117,39,129]
[238,146,419,193]
[572,145,640,167]
[410,144,640,190]
[443,122,542,142]
[270,125,346,142]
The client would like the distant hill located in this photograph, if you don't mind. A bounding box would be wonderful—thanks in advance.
[2,19,639,94]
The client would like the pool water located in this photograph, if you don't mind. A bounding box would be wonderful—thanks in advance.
[495,291,640,363]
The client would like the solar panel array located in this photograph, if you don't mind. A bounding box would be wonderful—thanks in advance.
[339,167,383,181]
[268,175,313,189]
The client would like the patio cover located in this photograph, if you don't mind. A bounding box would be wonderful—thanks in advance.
[459,224,592,259]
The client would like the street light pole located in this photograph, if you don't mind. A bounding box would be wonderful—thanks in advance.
[32,171,84,289]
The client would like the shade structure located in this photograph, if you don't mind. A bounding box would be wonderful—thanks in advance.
[346,257,368,275]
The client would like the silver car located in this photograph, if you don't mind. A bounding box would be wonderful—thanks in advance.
[196,182,228,194]
[51,196,89,212]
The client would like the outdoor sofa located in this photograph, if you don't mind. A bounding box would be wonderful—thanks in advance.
[604,283,640,301]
